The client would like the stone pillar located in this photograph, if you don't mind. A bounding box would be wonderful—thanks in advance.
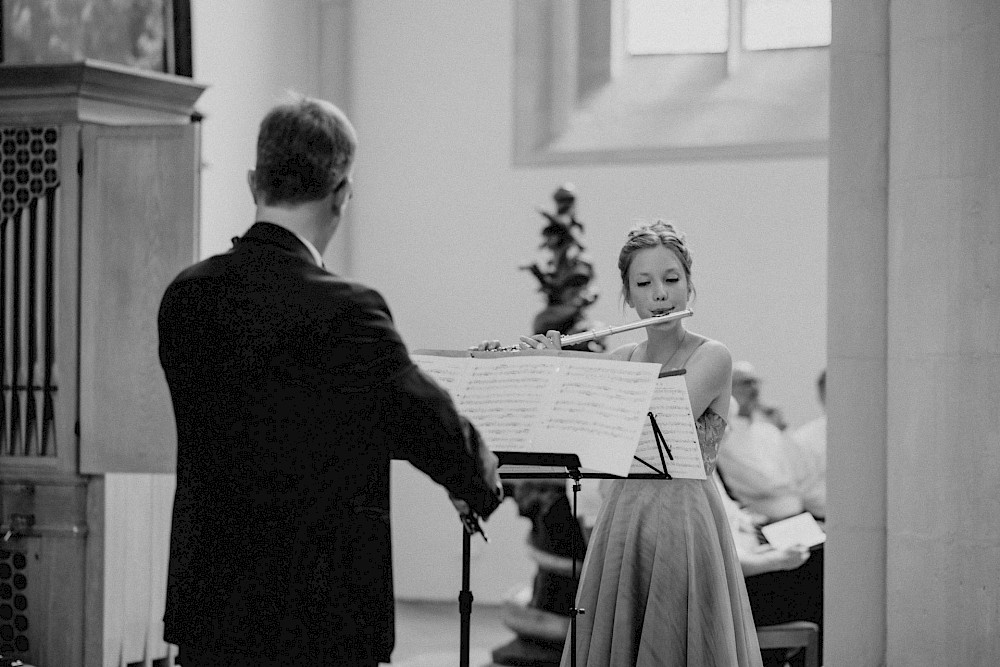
[826,1,890,664]
[828,1,1000,664]
[885,2,1000,664]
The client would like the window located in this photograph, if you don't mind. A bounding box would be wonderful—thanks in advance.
[513,0,830,165]
[627,0,728,55]
[744,0,831,51]
[627,0,831,55]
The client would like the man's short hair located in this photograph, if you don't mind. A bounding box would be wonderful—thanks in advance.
[254,96,356,206]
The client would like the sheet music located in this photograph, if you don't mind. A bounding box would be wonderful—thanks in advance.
[460,357,553,452]
[412,353,661,477]
[631,374,706,479]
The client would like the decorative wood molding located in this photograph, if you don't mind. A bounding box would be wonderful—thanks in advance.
[0,60,206,126]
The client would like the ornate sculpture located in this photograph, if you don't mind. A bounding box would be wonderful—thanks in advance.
[490,185,602,667]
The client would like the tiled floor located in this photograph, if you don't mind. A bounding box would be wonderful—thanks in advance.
[390,599,517,666]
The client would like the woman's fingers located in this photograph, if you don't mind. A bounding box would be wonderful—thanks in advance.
[545,329,562,350]
[519,335,540,349]
[519,334,552,349]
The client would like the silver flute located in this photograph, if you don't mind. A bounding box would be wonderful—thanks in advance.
[560,309,693,346]
[483,309,693,352]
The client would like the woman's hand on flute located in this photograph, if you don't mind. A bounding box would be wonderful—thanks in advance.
[518,329,562,351]
[471,329,561,352]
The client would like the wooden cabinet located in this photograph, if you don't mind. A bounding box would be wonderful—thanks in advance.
[0,60,204,667]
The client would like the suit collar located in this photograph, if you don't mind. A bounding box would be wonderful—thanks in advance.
[241,222,323,267]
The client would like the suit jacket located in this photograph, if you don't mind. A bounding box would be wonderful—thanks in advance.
[158,222,501,661]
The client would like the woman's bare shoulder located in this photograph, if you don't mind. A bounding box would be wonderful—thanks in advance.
[609,342,640,361]
[688,335,732,370]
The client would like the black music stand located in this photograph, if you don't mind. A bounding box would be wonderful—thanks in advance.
[458,439,672,667]
[459,453,585,667]
[459,523,475,667]
[454,368,684,667]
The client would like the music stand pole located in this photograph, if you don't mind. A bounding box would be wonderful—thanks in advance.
[569,465,584,667]
[459,526,473,667]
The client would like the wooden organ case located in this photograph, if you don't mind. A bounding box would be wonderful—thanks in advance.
[0,62,204,667]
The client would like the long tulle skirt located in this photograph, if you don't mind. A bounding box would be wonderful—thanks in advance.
[560,478,762,667]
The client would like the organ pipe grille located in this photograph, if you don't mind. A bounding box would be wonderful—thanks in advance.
[0,126,60,458]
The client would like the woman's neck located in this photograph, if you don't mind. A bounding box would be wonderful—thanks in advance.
[641,325,688,365]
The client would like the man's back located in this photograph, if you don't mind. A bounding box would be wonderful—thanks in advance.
[158,222,500,661]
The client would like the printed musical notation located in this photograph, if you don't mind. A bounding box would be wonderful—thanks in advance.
[631,374,706,480]
[412,352,661,477]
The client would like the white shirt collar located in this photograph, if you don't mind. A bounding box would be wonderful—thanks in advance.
[287,227,325,268]
[256,221,326,268]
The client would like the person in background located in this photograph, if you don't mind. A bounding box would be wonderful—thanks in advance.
[716,362,807,522]
[791,369,827,519]
[714,473,824,667]
[157,96,503,666]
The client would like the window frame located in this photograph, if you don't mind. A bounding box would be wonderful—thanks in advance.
[512,0,829,166]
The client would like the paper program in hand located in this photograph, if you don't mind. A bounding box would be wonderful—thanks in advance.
[760,512,826,551]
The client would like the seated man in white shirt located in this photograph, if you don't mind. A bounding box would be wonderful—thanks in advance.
[716,361,807,522]
[713,472,824,667]
[790,369,826,519]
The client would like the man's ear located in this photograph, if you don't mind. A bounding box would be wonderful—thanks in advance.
[331,176,352,212]
[246,170,258,204]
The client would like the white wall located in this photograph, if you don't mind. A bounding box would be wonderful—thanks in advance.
[192,0,323,261]
[191,0,828,604]
[348,2,827,601]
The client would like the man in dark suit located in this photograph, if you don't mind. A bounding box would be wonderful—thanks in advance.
[158,97,503,666]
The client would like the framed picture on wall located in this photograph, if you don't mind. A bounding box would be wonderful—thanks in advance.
[0,0,192,76]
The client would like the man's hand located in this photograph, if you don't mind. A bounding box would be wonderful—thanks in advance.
[448,443,500,517]
[450,495,472,516]
[450,494,489,541]
[480,445,503,501]
[764,544,810,572]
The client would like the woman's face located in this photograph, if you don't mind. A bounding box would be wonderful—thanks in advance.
[625,244,690,319]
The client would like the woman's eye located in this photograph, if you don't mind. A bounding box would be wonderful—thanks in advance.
[666,278,679,283]
[636,281,650,287]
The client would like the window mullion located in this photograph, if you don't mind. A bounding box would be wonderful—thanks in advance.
[727,0,744,76]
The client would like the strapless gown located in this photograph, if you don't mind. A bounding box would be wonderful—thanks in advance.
[560,408,763,667]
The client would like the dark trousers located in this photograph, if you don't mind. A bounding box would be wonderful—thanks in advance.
[744,548,824,667]
[745,547,823,626]
[177,644,379,667]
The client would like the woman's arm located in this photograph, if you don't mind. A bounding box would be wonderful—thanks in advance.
[680,338,732,419]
